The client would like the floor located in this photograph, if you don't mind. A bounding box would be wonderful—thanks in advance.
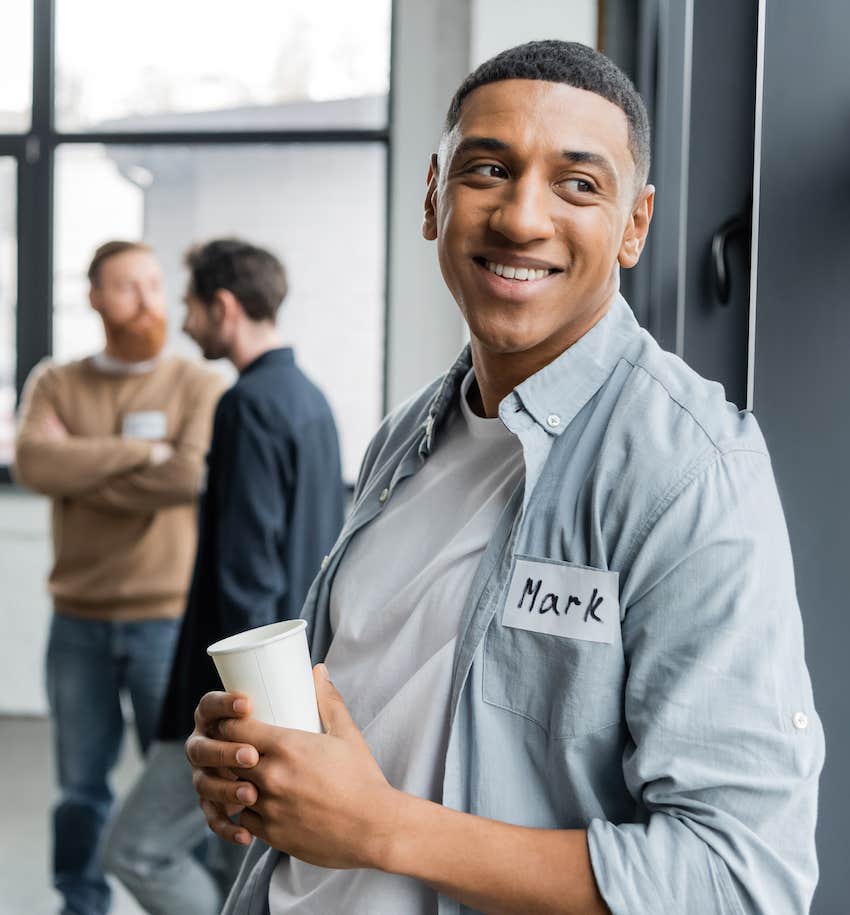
[0,716,146,915]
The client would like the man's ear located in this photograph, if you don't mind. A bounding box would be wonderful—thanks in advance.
[618,184,655,269]
[211,289,241,330]
[88,285,102,314]
[422,153,439,241]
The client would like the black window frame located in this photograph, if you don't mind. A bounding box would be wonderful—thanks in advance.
[2,0,395,485]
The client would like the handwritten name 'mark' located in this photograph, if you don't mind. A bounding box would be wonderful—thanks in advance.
[517,577,605,625]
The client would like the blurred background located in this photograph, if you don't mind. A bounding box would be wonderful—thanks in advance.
[0,1,847,912]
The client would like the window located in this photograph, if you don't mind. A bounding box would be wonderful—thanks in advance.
[56,0,390,131]
[0,159,16,466]
[4,0,392,483]
[0,3,33,132]
[54,143,385,479]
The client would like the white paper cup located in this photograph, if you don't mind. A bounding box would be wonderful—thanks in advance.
[207,620,321,732]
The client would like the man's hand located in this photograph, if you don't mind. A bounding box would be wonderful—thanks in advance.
[184,691,259,847]
[148,441,174,466]
[186,665,400,869]
[42,409,68,441]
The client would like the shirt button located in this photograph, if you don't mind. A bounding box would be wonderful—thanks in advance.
[379,488,390,504]
[320,555,330,571]
[546,413,561,429]
[792,711,809,730]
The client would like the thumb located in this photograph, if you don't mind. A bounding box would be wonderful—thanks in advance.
[313,664,359,739]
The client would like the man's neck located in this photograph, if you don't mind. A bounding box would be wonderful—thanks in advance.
[230,323,284,373]
[468,345,549,418]
[469,301,613,418]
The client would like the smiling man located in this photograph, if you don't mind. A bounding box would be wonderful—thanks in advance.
[186,42,823,915]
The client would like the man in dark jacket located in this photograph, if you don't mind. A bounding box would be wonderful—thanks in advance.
[102,238,345,915]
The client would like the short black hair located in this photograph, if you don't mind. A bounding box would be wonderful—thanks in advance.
[184,238,287,323]
[444,40,650,187]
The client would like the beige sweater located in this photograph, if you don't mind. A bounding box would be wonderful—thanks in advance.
[14,355,227,621]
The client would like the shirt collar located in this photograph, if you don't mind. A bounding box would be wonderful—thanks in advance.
[240,346,295,376]
[418,347,473,456]
[422,294,639,453]
[90,351,161,376]
[508,294,639,437]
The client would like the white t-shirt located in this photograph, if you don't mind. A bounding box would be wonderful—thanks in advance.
[269,369,524,913]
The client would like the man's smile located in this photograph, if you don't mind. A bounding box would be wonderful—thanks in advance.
[472,255,562,296]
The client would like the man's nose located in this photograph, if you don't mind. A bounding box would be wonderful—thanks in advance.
[138,285,163,315]
[489,175,555,244]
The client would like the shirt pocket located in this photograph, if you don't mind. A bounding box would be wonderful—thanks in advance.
[482,614,627,740]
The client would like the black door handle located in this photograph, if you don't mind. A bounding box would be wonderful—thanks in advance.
[710,209,751,305]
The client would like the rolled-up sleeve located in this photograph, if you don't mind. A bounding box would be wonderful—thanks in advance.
[587,448,824,915]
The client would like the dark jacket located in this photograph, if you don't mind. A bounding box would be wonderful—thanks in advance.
[157,347,345,740]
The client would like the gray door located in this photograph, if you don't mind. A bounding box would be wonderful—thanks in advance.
[605,1,850,910]
[750,3,850,912]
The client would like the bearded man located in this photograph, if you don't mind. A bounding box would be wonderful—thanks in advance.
[14,240,226,915]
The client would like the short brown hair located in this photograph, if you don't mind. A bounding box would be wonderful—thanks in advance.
[87,240,153,286]
[184,238,287,323]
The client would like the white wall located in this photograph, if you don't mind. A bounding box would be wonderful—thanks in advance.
[0,491,52,714]
[384,0,472,411]
[471,0,596,67]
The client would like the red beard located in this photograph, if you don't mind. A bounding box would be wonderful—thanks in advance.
[104,310,167,362]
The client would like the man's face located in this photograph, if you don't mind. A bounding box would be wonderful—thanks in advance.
[90,250,167,361]
[424,80,653,364]
[182,292,229,361]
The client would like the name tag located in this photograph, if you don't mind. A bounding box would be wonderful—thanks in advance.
[122,411,168,440]
[502,556,619,645]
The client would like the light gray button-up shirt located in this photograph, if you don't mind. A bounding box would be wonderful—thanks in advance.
[224,295,823,915]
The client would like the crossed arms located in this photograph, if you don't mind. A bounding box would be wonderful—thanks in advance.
[13,361,223,511]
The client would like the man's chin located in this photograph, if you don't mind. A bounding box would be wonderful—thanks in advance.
[105,321,167,363]
[112,340,165,362]
[468,323,548,357]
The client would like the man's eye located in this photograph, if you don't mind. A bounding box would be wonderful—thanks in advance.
[563,178,595,193]
[469,164,508,179]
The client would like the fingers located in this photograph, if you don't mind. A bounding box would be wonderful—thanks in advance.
[239,808,268,844]
[193,767,258,809]
[313,664,359,739]
[186,692,258,770]
[215,714,284,751]
[193,691,253,733]
[200,800,252,846]
[185,733,259,770]
[148,441,174,466]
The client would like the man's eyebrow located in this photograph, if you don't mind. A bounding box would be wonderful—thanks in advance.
[449,140,619,183]
[561,150,618,184]
[451,136,511,160]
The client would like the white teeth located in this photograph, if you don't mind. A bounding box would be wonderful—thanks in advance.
[485,260,550,281]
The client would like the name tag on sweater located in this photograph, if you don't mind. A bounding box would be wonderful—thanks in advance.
[502,556,619,645]
[122,411,167,440]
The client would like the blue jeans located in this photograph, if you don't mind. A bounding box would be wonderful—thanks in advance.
[46,612,180,915]
[102,740,247,915]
